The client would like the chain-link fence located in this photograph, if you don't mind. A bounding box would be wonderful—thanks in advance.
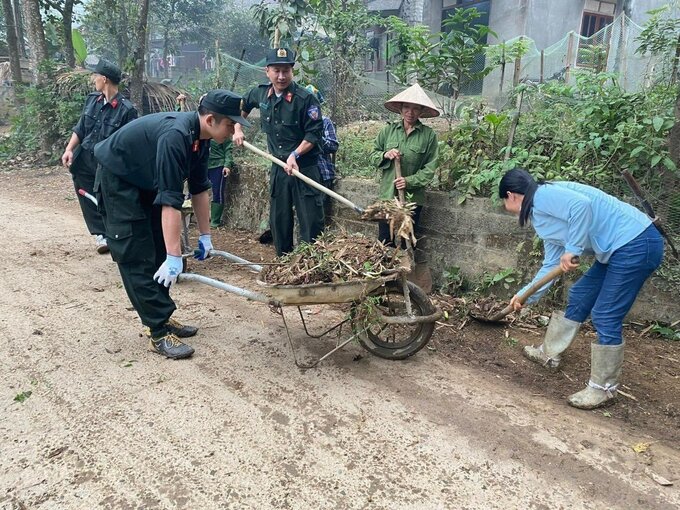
[205,14,679,258]
[210,12,664,123]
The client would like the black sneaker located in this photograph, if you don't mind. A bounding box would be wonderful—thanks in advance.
[143,319,198,339]
[148,333,195,359]
[166,318,199,338]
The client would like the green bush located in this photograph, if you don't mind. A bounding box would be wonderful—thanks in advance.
[0,62,88,162]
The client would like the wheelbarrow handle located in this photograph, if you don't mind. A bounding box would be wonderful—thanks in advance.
[487,263,571,322]
[242,140,364,214]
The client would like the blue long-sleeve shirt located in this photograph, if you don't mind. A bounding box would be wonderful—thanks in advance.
[520,181,652,303]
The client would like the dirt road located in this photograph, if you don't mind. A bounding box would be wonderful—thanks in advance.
[1,168,679,509]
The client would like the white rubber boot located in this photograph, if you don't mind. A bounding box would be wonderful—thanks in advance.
[523,310,580,370]
[568,342,624,410]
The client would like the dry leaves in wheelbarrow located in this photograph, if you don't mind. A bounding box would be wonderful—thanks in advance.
[259,230,405,286]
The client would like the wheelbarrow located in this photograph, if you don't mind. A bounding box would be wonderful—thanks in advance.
[179,250,442,369]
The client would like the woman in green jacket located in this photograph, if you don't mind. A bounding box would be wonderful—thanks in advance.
[370,83,439,245]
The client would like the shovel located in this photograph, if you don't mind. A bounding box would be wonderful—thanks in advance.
[242,141,365,214]
[473,265,566,324]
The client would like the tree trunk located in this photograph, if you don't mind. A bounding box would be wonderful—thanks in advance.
[12,0,26,56]
[2,0,23,84]
[20,0,48,83]
[62,0,75,67]
[129,0,150,112]
[162,29,170,79]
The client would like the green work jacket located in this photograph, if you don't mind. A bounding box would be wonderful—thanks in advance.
[241,81,323,168]
[369,120,439,206]
[208,139,234,170]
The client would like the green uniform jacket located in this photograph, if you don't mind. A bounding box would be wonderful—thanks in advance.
[241,81,323,168]
[370,120,439,206]
[208,139,234,169]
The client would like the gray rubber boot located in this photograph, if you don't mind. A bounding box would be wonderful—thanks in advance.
[523,310,580,370]
[568,342,624,409]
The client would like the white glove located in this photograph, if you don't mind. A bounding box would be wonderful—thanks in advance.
[193,234,213,260]
[154,254,183,287]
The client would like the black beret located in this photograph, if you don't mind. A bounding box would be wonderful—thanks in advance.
[265,47,296,66]
[89,59,122,84]
[201,89,251,127]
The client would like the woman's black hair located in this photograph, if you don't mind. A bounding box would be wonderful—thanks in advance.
[498,168,545,227]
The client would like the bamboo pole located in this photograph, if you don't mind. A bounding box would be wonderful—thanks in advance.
[512,36,522,87]
[565,31,575,82]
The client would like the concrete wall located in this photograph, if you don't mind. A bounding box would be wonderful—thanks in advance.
[222,168,680,323]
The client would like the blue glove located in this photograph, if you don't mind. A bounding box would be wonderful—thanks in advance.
[153,254,183,288]
[193,234,213,260]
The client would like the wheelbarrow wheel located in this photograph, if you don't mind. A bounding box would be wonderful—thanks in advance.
[352,280,435,360]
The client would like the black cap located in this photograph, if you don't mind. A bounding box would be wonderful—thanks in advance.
[265,47,296,66]
[88,59,122,84]
[200,89,251,127]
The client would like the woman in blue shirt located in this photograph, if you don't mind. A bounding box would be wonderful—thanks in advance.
[499,168,664,409]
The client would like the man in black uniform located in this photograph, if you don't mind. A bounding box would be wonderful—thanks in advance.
[94,90,250,360]
[233,47,325,256]
[61,59,138,254]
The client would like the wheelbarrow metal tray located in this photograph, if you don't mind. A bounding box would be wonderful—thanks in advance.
[256,272,400,305]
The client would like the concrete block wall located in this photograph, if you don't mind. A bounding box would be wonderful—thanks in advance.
[222,169,680,323]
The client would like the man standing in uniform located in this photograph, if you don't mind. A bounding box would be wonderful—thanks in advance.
[61,59,138,253]
[94,90,250,360]
[232,47,325,256]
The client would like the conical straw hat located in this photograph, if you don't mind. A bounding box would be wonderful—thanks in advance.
[384,83,440,118]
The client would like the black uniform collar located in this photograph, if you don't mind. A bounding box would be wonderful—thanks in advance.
[267,81,297,102]
[190,111,201,143]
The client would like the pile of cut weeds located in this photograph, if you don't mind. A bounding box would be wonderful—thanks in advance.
[259,230,405,286]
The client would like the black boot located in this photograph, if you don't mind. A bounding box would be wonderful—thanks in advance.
[148,333,195,359]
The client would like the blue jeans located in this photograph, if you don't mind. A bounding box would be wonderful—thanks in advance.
[208,166,226,204]
[565,224,664,345]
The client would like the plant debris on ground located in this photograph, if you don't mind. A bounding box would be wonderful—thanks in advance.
[259,230,405,286]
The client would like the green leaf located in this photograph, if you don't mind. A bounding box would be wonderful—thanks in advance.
[14,390,32,403]
[72,29,87,65]
[630,146,645,157]
[652,116,664,132]
[662,157,677,171]
[651,154,662,167]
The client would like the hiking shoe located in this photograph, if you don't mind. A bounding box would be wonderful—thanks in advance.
[166,318,198,338]
[95,235,109,254]
[143,318,198,339]
[148,333,194,359]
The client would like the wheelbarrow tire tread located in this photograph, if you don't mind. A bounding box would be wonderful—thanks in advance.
[355,280,435,360]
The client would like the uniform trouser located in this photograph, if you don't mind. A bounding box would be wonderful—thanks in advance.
[97,167,176,337]
[208,165,226,204]
[69,160,106,236]
[269,163,325,256]
[564,224,664,345]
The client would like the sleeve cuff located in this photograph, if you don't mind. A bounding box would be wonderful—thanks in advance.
[303,133,320,146]
[564,244,584,256]
[188,180,211,196]
[153,190,186,210]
